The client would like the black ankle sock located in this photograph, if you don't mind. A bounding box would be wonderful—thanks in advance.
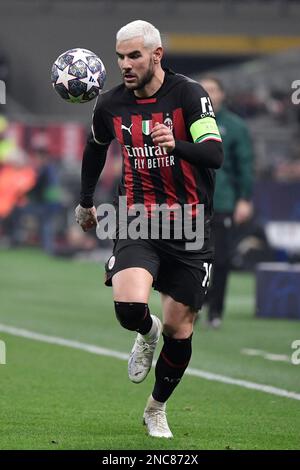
[152,333,192,403]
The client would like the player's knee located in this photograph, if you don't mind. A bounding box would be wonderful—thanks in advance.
[114,301,148,331]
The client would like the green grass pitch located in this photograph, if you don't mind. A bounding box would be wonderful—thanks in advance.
[0,248,299,450]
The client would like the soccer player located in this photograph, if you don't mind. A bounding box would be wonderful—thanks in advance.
[75,20,223,438]
[199,77,253,328]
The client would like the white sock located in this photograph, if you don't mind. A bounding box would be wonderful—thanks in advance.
[146,394,166,411]
[143,315,160,343]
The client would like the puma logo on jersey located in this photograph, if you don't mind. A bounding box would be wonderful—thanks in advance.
[121,123,133,135]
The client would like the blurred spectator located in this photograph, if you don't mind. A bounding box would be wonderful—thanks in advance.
[0,140,37,244]
[54,224,98,258]
[0,148,36,220]
[225,88,293,123]
[11,147,63,254]
[0,116,15,163]
[94,139,123,203]
[200,76,254,328]
[274,161,300,181]
[229,90,266,118]
[272,131,300,181]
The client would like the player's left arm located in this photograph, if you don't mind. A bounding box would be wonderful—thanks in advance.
[151,81,223,168]
[76,97,113,232]
[75,132,109,231]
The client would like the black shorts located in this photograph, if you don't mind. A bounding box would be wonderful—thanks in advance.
[104,237,213,311]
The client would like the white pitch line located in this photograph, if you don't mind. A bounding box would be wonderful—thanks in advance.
[241,348,291,363]
[1,323,300,402]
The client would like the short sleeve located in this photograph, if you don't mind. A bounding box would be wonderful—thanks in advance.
[91,96,114,145]
[182,80,222,144]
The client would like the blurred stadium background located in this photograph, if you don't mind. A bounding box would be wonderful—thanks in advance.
[0,0,300,450]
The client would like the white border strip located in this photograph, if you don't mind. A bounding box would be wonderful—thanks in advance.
[1,323,300,401]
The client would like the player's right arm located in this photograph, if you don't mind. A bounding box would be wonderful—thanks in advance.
[76,99,113,231]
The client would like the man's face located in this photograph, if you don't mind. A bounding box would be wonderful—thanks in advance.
[116,37,155,91]
[200,79,225,113]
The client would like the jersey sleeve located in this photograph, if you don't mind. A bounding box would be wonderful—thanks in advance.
[182,80,222,144]
[91,95,114,145]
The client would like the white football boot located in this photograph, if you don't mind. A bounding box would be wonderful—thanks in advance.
[143,395,173,438]
[128,315,162,384]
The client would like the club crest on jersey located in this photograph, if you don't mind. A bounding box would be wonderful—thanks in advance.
[142,120,153,136]
[164,117,173,131]
[107,255,115,270]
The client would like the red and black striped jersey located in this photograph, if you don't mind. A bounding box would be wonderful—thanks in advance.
[91,69,222,223]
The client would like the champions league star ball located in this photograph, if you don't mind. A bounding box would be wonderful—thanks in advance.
[51,48,106,103]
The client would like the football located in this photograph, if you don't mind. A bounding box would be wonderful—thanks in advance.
[51,48,106,103]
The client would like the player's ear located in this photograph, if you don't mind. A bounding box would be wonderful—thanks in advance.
[153,46,163,64]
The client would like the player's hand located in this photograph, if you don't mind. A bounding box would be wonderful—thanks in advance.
[233,200,253,225]
[75,204,98,232]
[151,122,175,153]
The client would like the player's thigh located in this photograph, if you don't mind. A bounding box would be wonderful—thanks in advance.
[161,293,197,339]
[106,238,160,302]
[112,267,153,302]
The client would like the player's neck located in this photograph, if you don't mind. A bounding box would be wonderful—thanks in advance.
[134,69,165,99]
